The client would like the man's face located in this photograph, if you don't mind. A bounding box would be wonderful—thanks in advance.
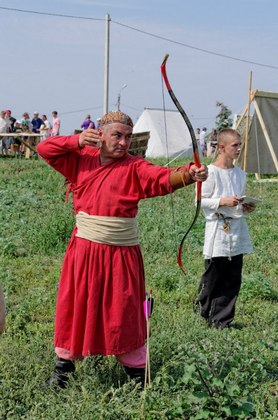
[99,123,132,160]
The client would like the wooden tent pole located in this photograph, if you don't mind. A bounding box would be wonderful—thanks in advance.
[235,90,256,131]
[243,71,253,171]
[234,104,248,131]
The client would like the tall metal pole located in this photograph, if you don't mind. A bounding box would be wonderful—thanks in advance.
[103,13,110,114]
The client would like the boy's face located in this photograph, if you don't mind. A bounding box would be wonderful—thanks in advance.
[220,136,241,160]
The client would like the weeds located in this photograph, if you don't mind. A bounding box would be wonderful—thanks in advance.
[0,158,277,419]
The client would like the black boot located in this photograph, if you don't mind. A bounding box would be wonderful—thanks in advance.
[124,366,145,387]
[45,358,75,389]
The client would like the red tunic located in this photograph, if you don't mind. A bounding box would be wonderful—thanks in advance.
[37,135,175,356]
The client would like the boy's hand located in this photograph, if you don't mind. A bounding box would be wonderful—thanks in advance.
[219,196,243,207]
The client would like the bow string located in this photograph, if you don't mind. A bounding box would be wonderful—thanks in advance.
[161,53,202,274]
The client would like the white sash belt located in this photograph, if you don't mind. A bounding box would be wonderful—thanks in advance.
[75,211,139,246]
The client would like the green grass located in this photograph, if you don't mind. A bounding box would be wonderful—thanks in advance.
[0,157,277,419]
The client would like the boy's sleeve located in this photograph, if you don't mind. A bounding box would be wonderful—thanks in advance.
[200,168,220,210]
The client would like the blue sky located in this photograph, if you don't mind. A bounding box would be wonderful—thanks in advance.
[1,0,278,134]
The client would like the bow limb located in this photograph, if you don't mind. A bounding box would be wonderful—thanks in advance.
[161,53,202,274]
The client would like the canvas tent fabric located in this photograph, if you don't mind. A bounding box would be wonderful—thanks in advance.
[237,91,278,174]
[133,108,193,158]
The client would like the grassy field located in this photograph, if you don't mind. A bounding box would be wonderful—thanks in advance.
[0,156,277,419]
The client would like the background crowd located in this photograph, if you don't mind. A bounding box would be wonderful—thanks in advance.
[0,111,101,158]
[0,110,60,157]
[195,127,218,158]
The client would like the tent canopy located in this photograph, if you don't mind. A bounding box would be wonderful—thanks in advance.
[236,90,278,174]
[133,108,193,158]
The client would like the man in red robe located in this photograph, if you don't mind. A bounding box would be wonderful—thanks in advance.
[37,111,208,388]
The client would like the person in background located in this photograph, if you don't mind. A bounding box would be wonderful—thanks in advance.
[40,115,52,141]
[195,128,201,154]
[199,127,207,157]
[30,112,44,151]
[12,118,25,156]
[195,128,255,328]
[31,112,43,133]
[17,112,33,155]
[37,110,208,389]
[5,110,16,155]
[0,110,10,157]
[207,129,218,158]
[52,111,61,136]
[210,128,218,156]
[96,117,101,129]
[81,114,95,130]
[19,112,33,132]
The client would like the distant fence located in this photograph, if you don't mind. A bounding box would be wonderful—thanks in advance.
[74,130,150,158]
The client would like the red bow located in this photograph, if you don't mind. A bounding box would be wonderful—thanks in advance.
[161,54,202,274]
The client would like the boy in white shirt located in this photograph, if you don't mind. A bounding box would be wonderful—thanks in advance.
[196,128,255,328]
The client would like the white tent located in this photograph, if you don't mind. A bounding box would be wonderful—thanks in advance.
[133,108,193,158]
